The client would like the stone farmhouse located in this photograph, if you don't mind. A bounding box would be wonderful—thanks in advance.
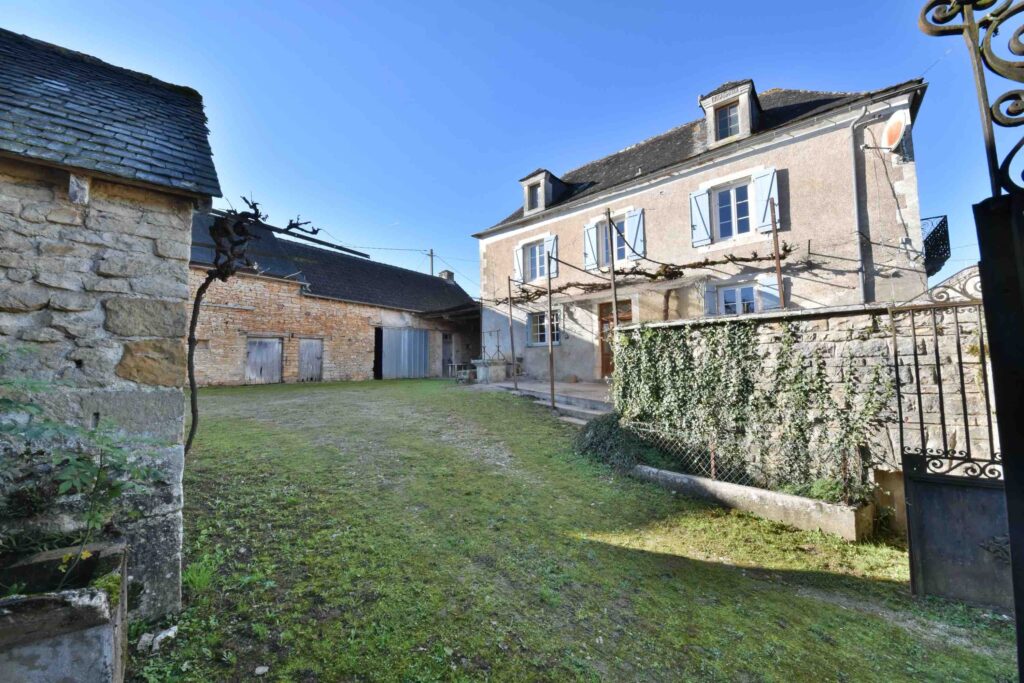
[189,212,480,385]
[0,29,219,618]
[476,78,947,381]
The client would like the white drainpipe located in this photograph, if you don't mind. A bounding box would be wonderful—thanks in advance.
[850,105,870,304]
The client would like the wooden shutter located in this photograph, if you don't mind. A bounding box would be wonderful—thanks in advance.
[625,209,645,260]
[690,190,712,247]
[753,167,779,233]
[756,273,782,310]
[513,245,524,282]
[583,223,598,270]
[544,234,558,277]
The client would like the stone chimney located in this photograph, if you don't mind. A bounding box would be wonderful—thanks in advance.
[439,269,455,282]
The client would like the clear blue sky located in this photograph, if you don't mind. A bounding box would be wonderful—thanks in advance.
[3,1,1002,297]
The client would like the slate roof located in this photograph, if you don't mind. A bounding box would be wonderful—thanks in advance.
[479,79,924,236]
[191,213,475,314]
[0,29,220,197]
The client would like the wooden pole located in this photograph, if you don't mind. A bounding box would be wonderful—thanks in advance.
[507,276,518,391]
[607,208,620,328]
[546,252,556,409]
[769,198,786,309]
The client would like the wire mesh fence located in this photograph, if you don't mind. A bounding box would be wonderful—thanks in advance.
[622,420,762,487]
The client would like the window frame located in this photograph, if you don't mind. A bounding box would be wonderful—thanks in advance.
[595,215,627,267]
[527,183,541,211]
[527,308,562,346]
[715,102,740,140]
[523,239,546,282]
[713,180,752,242]
[716,283,761,316]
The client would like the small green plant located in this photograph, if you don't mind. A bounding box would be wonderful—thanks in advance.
[0,343,159,587]
[573,413,672,471]
[182,553,220,595]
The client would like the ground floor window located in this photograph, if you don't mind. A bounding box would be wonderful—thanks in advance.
[528,309,561,345]
[720,284,756,315]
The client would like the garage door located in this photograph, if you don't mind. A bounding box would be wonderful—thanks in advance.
[381,328,428,379]
[246,338,282,384]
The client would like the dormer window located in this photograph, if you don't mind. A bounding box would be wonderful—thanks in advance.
[715,102,740,140]
[527,183,540,211]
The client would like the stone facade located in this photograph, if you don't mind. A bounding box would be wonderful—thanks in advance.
[0,157,193,619]
[188,267,478,385]
[478,87,930,382]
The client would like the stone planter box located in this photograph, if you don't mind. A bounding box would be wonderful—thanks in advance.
[631,465,875,541]
[0,542,128,682]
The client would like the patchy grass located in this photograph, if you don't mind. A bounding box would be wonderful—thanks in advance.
[131,381,1015,681]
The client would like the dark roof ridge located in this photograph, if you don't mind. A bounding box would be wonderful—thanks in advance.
[0,28,202,99]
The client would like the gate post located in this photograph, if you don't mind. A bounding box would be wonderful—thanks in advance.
[974,194,1024,670]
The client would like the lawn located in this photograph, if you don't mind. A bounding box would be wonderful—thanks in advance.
[132,381,1015,682]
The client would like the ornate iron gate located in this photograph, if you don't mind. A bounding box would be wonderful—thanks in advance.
[889,274,1009,607]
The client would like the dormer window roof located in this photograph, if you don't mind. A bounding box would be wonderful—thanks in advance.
[519,168,568,216]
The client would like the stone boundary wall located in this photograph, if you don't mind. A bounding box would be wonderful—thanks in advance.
[0,158,192,619]
[619,299,997,475]
[188,267,476,386]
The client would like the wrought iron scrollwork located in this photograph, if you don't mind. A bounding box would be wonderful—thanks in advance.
[980,534,1013,564]
[921,1,1024,194]
[904,446,1004,479]
[925,264,983,302]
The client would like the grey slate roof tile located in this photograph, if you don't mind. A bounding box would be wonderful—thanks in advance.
[0,28,220,197]
[191,212,476,314]
[481,79,923,234]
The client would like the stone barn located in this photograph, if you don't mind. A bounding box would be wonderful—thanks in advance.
[0,29,219,618]
[189,212,480,385]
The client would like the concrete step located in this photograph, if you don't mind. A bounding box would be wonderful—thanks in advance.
[509,386,613,413]
[557,415,588,428]
[541,402,609,422]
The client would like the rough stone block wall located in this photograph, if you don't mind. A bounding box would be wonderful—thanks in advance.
[0,158,191,620]
[188,268,470,386]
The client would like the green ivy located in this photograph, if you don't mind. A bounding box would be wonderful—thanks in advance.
[613,321,892,504]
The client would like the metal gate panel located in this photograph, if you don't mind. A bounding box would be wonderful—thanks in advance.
[298,338,323,382]
[246,338,282,384]
[381,328,428,379]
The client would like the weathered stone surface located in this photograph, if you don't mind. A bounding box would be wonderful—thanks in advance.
[6,268,33,283]
[19,327,65,343]
[154,239,190,261]
[131,276,189,300]
[36,271,84,292]
[125,510,182,618]
[83,275,131,293]
[49,291,94,312]
[104,298,186,338]
[0,229,33,252]
[69,342,123,386]
[46,206,83,225]
[19,202,48,223]
[116,339,185,387]
[0,284,49,312]
[78,389,184,442]
[95,253,155,278]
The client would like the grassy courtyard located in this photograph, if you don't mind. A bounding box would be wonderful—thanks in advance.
[132,381,1015,681]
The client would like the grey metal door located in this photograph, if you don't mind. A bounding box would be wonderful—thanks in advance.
[246,338,282,384]
[441,333,453,377]
[298,338,323,382]
[381,328,428,379]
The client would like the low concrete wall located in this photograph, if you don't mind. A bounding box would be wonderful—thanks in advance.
[631,464,874,541]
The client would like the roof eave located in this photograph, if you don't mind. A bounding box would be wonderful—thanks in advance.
[473,79,926,240]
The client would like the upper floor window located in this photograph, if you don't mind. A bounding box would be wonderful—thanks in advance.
[715,182,750,241]
[527,183,541,211]
[524,240,546,281]
[597,217,627,266]
[528,309,561,345]
[715,103,740,140]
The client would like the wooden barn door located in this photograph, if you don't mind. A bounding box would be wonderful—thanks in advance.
[298,338,323,382]
[245,338,282,384]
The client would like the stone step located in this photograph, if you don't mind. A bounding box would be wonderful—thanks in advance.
[507,386,613,413]
[541,402,609,422]
[557,415,588,428]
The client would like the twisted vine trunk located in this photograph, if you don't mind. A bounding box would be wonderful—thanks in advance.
[185,271,217,455]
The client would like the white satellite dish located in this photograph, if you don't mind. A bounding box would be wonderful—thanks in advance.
[879,110,910,152]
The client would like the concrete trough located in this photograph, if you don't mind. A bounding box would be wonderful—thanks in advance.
[630,464,875,541]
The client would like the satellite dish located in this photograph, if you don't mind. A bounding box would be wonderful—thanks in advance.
[879,110,910,152]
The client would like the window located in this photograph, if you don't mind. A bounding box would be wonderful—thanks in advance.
[715,182,750,240]
[597,217,626,266]
[528,309,561,345]
[524,240,546,281]
[527,183,541,211]
[719,285,756,315]
[715,103,740,140]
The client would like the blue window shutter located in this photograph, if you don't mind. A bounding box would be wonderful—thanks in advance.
[703,283,717,316]
[625,209,645,260]
[753,167,779,233]
[690,190,712,247]
[583,223,598,270]
[756,273,782,310]
[513,246,523,283]
[544,235,558,277]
